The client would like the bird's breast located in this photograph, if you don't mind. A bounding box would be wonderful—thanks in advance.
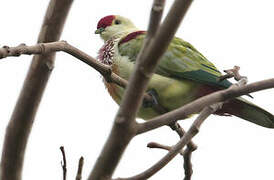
[103,63,124,104]
[97,39,117,65]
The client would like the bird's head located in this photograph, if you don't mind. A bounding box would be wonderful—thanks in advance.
[95,15,137,41]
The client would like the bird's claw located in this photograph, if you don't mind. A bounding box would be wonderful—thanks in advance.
[143,89,159,108]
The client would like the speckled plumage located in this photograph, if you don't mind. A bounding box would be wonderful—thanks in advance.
[95,15,274,128]
[98,38,116,65]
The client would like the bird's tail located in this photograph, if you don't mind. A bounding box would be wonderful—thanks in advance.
[218,97,274,128]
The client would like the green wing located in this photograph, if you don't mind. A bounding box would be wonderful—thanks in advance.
[118,33,232,88]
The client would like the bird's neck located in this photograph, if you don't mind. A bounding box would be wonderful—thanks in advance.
[103,28,139,43]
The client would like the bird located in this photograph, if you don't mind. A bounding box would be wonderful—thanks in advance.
[95,15,274,128]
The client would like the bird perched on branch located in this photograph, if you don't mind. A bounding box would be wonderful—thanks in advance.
[95,15,274,128]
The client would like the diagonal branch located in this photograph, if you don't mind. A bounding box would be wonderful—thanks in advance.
[115,105,219,180]
[168,122,197,151]
[147,0,165,38]
[148,139,196,180]
[0,41,165,112]
[116,75,248,180]
[137,78,274,134]
[0,1,73,180]
[0,41,127,87]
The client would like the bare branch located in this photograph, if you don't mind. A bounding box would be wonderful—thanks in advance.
[0,41,126,87]
[148,141,195,180]
[147,142,176,152]
[147,0,166,38]
[218,66,248,86]
[182,147,193,180]
[169,122,197,151]
[115,105,216,180]
[117,76,249,179]
[0,41,168,113]
[137,78,274,134]
[0,1,73,179]
[148,123,197,180]
[168,122,197,180]
[76,157,84,180]
[60,146,67,180]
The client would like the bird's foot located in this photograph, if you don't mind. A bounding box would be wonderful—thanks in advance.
[142,89,159,108]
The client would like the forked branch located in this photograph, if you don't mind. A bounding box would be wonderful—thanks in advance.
[115,75,248,180]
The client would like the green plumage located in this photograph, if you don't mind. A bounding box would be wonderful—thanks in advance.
[96,15,274,128]
[119,34,232,88]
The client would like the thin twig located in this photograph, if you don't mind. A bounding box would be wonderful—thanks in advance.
[147,142,178,152]
[60,146,67,180]
[0,1,73,179]
[168,122,197,180]
[76,157,84,180]
[219,66,248,83]
[148,139,195,180]
[169,122,197,150]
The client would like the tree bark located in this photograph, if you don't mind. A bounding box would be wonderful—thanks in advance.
[0,1,73,179]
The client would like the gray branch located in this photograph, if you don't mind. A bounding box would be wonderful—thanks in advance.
[0,0,73,179]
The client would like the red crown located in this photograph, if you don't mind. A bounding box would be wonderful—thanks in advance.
[97,15,115,29]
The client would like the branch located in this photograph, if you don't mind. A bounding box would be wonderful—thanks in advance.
[89,0,193,179]
[76,157,84,180]
[115,105,219,180]
[0,41,127,87]
[60,146,67,180]
[219,66,245,82]
[0,1,73,179]
[137,78,274,134]
[120,73,251,180]
[147,142,180,153]
[147,140,194,179]
[147,0,165,38]
[168,122,197,151]
[147,123,198,180]
[168,122,197,180]
[0,41,168,113]
[182,146,194,180]
[119,76,250,179]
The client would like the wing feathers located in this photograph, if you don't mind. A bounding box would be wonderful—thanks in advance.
[118,31,232,88]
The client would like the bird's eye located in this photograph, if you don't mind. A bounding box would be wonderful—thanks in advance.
[114,20,121,25]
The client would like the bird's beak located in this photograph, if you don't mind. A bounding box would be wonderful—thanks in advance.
[95,27,105,34]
